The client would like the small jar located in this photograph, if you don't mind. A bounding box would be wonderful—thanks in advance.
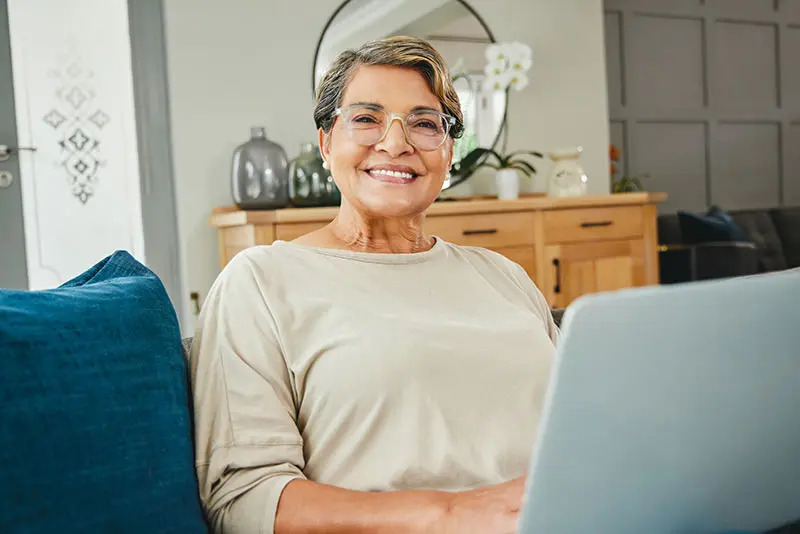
[547,146,588,197]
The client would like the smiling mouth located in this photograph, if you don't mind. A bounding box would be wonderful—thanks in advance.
[364,168,419,184]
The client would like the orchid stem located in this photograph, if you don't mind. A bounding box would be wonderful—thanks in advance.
[501,87,510,157]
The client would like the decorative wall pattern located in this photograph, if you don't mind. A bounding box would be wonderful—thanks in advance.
[605,0,800,212]
[43,50,110,204]
[8,0,145,289]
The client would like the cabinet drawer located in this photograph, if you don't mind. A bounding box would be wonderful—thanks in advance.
[543,206,642,244]
[425,212,535,248]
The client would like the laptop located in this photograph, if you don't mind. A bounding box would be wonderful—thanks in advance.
[519,270,800,534]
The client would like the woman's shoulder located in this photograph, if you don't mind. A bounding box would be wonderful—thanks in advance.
[213,244,298,288]
[223,243,287,268]
[438,240,525,275]
[439,240,550,302]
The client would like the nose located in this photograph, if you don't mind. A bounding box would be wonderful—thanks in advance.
[374,116,414,157]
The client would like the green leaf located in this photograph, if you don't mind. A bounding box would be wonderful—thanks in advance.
[510,159,537,176]
[451,147,502,177]
[507,149,544,160]
[509,163,533,178]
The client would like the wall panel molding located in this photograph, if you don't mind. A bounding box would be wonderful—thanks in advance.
[605,0,800,211]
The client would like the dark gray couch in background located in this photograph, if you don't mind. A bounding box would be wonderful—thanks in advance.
[658,206,800,283]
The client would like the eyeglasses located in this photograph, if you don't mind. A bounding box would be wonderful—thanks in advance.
[333,104,456,151]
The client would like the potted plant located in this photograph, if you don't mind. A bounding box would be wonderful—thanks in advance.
[609,144,647,193]
[452,147,543,200]
[450,41,539,200]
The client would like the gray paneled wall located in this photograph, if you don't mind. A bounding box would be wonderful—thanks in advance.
[604,0,800,212]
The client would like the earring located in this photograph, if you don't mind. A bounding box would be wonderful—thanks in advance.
[322,160,329,170]
[445,172,451,179]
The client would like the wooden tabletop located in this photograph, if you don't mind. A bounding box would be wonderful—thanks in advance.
[210,192,668,228]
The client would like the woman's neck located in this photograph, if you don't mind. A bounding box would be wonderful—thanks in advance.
[328,204,434,254]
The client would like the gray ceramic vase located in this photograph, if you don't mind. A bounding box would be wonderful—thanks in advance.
[231,127,290,210]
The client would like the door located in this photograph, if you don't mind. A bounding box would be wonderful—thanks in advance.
[543,239,645,308]
[0,0,27,289]
[0,0,184,325]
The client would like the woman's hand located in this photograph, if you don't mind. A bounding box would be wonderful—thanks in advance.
[437,476,526,534]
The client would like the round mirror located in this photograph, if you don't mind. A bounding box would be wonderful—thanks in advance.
[312,0,507,190]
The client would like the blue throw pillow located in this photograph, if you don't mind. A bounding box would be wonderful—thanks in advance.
[678,205,750,245]
[0,251,207,533]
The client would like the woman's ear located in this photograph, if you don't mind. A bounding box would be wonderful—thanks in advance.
[446,137,455,168]
[318,128,330,164]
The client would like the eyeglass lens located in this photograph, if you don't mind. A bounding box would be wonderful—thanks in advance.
[340,106,449,150]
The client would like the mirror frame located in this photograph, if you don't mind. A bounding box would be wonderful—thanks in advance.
[310,0,507,191]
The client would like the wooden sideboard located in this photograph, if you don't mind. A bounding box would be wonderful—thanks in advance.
[210,192,666,308]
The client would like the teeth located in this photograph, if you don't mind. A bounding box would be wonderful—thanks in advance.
[369,169,414,179]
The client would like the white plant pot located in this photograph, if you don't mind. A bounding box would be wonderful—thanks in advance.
[495,168,520,200]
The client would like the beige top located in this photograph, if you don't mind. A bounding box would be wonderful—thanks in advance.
[188,238,558,533]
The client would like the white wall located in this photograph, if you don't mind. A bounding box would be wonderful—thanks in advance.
[163,0,609,330]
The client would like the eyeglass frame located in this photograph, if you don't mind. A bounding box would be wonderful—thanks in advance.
[331,104,457,151]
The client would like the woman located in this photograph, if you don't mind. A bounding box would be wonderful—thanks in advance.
[189,36,558,534]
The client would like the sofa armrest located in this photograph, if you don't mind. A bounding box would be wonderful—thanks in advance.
[659,241,759,283]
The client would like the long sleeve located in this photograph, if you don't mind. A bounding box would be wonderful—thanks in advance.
[188,251,306,533]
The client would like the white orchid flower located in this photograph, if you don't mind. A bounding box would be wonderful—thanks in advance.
[485,42,514,65]
[508,41,532,60]
[484,59,507,78]
[507,42,533,72]
[508,71,529,91]
[508,41,533,72]
[484,41,532,92]
[510,57,533,72]
[485,71,513,92]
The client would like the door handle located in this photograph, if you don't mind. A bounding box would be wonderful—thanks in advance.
[580,220,613,228]
[462,228,498,236]
[553,258,561,294]
[0,144,38,162]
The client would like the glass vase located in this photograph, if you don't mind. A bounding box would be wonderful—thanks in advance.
[289,143,340,207]
[231,127,290,210]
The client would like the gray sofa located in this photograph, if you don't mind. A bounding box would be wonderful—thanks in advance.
[658,206,800,283]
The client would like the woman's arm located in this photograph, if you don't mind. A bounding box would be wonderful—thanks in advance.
[275,479,445,533]
[275,476,525,534]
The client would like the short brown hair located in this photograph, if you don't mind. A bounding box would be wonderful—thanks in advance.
[314,36,464,139]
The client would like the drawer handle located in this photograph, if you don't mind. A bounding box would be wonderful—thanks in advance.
[553,259,561,294]
[462,228,498,236]
[580,220,613,228]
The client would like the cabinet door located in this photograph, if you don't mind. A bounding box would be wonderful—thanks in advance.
[542,239,645,308]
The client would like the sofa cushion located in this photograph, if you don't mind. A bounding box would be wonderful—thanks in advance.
[0,251,207,533]
[677,206,749,244]
[657,213,683,244]
[730,210,787,272]
[770,207,800,269]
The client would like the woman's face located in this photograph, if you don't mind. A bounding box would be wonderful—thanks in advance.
[319,65,454,219]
